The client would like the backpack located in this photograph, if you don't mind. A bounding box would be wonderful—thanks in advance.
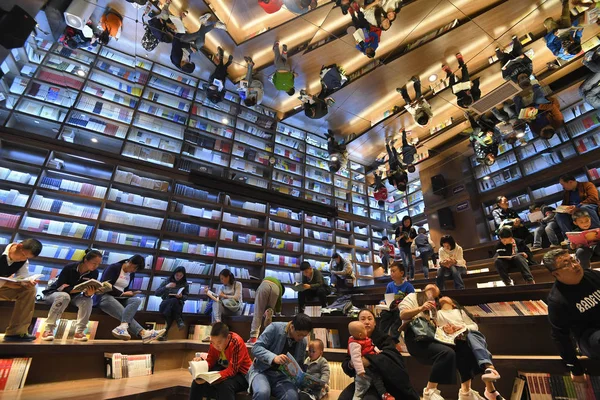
[141,25,159,52]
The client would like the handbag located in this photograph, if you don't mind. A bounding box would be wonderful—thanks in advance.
[408,312,436,342]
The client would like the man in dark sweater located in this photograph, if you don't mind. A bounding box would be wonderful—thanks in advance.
[0,239,43,342]
[493,227,535,286]
[543,249,600,384]
[298,261,329,313]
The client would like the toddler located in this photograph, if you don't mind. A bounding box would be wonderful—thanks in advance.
[437,297,504,400]
[303,339,330,399]
[348,321,394,400]
[570,209,600,270]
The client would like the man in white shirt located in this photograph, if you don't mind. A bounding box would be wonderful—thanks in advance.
[0,239,43,342]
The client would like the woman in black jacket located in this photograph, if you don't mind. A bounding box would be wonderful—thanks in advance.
[339,309,419,400]
[155,266,189,341]
[96,254,165,343]
[41,249,102,342]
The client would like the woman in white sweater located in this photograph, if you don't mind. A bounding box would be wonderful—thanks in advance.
[211,268,243,323]
[436,235,467,290]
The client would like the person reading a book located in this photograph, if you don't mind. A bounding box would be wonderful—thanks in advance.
[155,266,189,341]
[340,309,419,400]
[568,209,600,270]
[298,261,328,314]
[411,227,436,279]
[436,235,467,290]
[556,174,600,240]
[543,0,583,61]
[435,297,504,400]
[247,314,313,400]
[0,238,43,342]
[301,339,330,400]
[509,218,534,247]
[493,228,535,286]
[395,216,416,280]
[96,254,165,343]
[40,249,102,342]
[378,263,414,340]
[247,276,283,344]
[530,204,562,249]
[378,236,395,274]
[397,76,433,127]
[491,196,519,231]
[385,139,409,192]
[441,52,481,109]
[467,112,500,167]
[514,92,564,140]
[543,249,600,385]
[205,47,233,104]
[189,322,252,400]
[347,321,395,400]
[211,268,243,325]
[330,253,355,291]
[496,35,533,89]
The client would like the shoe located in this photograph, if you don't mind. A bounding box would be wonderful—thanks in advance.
[41,330,54,341]
[217,46,224,57]
[484,389,505,400]
[3,333,36,342]
[503,280,514,286]
[526,280,536,285]
[456,52,464,63]
[73,332,88,342]
[244,56,253,64]
[530,244,541,249]
[176,318,185,330]
[325,97,335,106]
[142,328,166,344]
[157,335,168,341]
[246,337,257,344]
[561,239,570,246]
[273,41,280,48]
[482,368,501,382]
[382,393,395,400]
[410,75,420,83]
[227,54,233,63]
[550,244,561,248]
[112,326,131,341]
[199,13,211,25]
[202,335,211,342]
[215,21,227,30]
[396,86,406,94]
[264,308,274,328]
[441,64,452,74]
[459,389,485,400]
[423,387,444,400]
[282,44,288,53]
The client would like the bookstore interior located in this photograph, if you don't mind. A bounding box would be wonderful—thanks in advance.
[2,0,600,399]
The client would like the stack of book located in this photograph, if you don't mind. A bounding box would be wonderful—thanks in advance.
[104,353,154,379]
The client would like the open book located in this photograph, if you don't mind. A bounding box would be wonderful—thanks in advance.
[518,107,538,120]
[0,273,44,283]
[527,210,543,223]
[434,326,467,345]
[451,81,472,93]
[207,290,219,302]
[566,229,600,247]
[188,360,221,384]
[375,293,396,312]
[291,282,308,292]
[555,205,574,214]
[168,16,186,33]
[169,287,185,296]
[72,279,112,294]
[279,352,327,392]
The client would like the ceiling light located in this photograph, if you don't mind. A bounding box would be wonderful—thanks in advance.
[76,70,86,77]
[516,132,525,138]
[91,138,98,143]
[331,156,338,162]
[52,128,59,133]
[34,120,39,124]
[428,74,438,82]
[483,176,491,180]
[222,118,229,124]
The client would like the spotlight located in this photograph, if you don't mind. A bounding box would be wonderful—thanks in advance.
[516,132,525,138]
[483,176,490,180]
[91,138,98,143]
[428,74,438,82]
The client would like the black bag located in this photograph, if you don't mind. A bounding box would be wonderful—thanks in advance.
[141,25,159,52]
[409,315,436,342]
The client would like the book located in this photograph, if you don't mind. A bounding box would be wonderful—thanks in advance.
[169,287,185,296]
[0,273,44,283]
[291,282,308,292]
[278,352,327,392]
[188,360,222,384]
[434,326,467,345]
[510,375,526,400]
[566,228,600,247]
[375,293,396,313]
[518,107,538,120]
[528,210,544,223]
[72,279,112,294]
[0,358,32,391]
[207,290,219,302]
[555,205,574,213]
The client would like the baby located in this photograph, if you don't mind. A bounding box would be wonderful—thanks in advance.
[303,339,330,399]
[348,321,394,400]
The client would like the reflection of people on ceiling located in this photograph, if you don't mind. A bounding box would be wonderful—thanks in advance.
[283,0,318,14]
[258,0,284,13]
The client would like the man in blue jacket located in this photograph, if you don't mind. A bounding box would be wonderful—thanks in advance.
[543,0,583,61]
[247,313,312,400]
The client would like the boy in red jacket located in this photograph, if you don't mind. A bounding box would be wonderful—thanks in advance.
[189,322,252,399]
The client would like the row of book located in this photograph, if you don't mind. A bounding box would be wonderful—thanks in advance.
[304,244,334,257]
[0,358,32,391]
[214,264,251,280]
[38,245,86,260]
[268,238,300,252]
[171,202,221,220]
[21,217,93,239]
[30,194,100,219]
[310,327,341,349]
[66,111,127,138]
[266,254,300,268]
[156,257,212,275]
[114,170,170,192]
[265,269,301,284]
[101,208,163,230]
[104,353,154,379]
[217,248,263,263]
[515,372,599,400]
[0,189,28,207]
[269,221,301,235]
[305,229,333,242]
[0,167,35,185]
[222,212,261,228]
[165,219,219,239]
[220,229,263,246]
[95,229,157,249]
[39,176,107,198]
[108,188,168,211]
[464,300,548,317]
[159,239,215,256]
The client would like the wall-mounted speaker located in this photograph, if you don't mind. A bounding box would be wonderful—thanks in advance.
[438,207,455,230]
[64,0,97,30]
[431,174,447,197]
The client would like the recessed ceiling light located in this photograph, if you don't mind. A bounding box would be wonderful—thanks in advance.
[516,132,525,138]
[52,128,59,133]
[428,74,438,82]
[76,70,86,77]
[34,120,39,124]
[483,175,491,180]
[91,138,98,143]
[222,118,229,124]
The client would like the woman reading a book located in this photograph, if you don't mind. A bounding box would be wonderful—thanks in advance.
[96,254,165,343]
[211,268,243,324]
[339,309,419,400]
[40,249,102,342]
[155,266,189,341]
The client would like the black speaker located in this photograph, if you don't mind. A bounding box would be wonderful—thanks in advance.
[431,174,447,196]
[0,6,37,49]
[438,207,455,230]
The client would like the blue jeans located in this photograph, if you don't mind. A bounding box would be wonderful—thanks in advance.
[436,265,466,290]
[44,292,93,333]
[400,248,415,280]
[251,370,298,400]
[576,245,600,269]
[419,250,433,279]
[556,204,600,238]
[579,328,600,360]
[533,221,560,247]
[98,295,144,336]
[466,330,493,368]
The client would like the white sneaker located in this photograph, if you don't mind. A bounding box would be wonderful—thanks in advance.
[41,330,54,341]
[199,13,211,25]
[142,328,166,344]
[458,389,485,400]
[215,21,227,31]
[112,326,131,341]
[560,239,570,246]
[423,388,444,400]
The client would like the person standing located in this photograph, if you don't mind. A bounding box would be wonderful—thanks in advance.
[542,249,600,385]
[0,239,43,342]
[373,171,388,208]
[378,236,395,274]
[240,56,264,107]
[247,314,313,400]
[41,249,102,341]
[189,322,252,400]
[395,216,416,280]
[436,235,467,290]
[298,261,328,313]
[330,253,355,290]
[397,76,433,127]
[155,266,189,341]
[400,129,417,173]
[543,0,583,61]
[493,228,535,286]
[270,41,297,96]
[212,269,243,324]
[555,174,600,238]
[247,276,283,344]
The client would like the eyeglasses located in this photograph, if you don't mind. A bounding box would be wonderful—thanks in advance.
[552,258,580,272]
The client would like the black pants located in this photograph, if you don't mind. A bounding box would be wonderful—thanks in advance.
[159,297,183,330]
[496,36,523,65]
[399,79,422,104]
[447,61,470,86]
[299,286,328,311]
[494,255,534,285]
[405,330,481,385]
[189,372,248,400]
[386,143,400,171]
